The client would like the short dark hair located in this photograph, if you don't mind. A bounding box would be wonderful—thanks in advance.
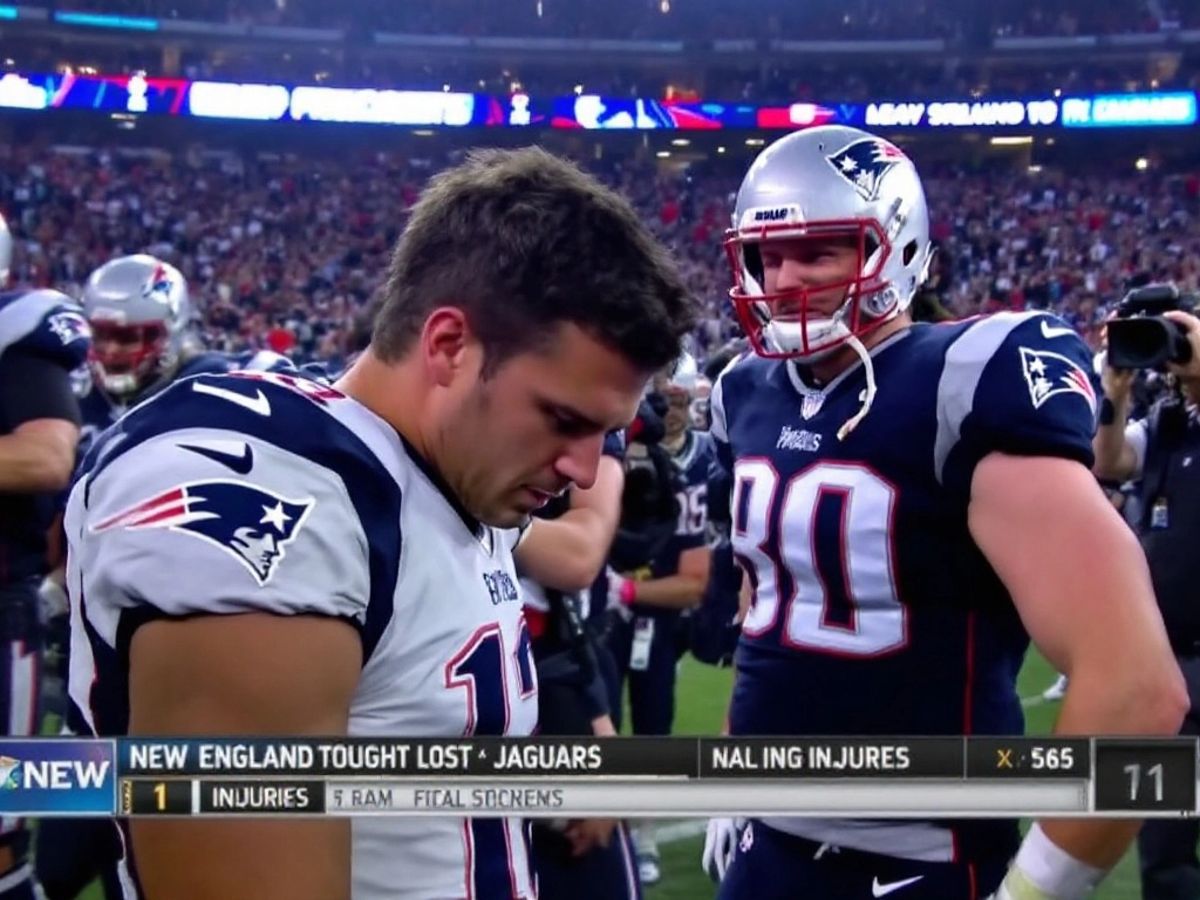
[373,146,695,374]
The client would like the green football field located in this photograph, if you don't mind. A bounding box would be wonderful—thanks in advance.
[642,651,1145,900]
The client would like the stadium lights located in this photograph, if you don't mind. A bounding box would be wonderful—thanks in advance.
[717,146,726,154]
[655,150,671,158]
[1028,165,1043,174]
[413,129,434,137]
[745,138,765,147]
[1136,157,1150,171]
[670,138,689,147]
[989,136,1033,146]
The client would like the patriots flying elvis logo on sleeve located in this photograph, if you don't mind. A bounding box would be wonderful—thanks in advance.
[91,480,315,585]
[47,310,90,346]
[825,138,906,202]
[1019,346,1097,415]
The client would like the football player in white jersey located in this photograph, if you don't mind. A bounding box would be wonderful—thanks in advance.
[64,147,695,900]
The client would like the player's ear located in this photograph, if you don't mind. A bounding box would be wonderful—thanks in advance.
[421,306,473,387]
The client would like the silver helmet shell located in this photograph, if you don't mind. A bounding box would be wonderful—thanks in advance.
[725,125,933,360]
[82,254,190,398]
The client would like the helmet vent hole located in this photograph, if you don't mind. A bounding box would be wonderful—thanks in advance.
[902,239,918,266]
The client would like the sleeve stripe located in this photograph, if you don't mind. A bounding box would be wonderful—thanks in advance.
[933,312,1042,484]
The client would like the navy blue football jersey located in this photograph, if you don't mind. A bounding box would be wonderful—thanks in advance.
[711,311,1098,863]
[627,430,716,617]
[0,289,90,371]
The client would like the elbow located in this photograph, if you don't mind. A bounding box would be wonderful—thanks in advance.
[1126,658,1189,736]
[1152,664,1190,735]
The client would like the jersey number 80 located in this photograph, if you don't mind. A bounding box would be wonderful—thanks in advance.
[731,459,907,657]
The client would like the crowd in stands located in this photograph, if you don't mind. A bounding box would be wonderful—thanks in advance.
[0,137,1196,365]
[28,0,1200,40]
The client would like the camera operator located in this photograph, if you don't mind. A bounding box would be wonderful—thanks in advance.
[513,429,639,900]
[1093,287,1200,900]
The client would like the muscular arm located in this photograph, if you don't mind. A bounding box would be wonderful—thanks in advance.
[515,456,623,592]
[128,613,362,900]
[969,452,1187,869]
[0,419,79,492]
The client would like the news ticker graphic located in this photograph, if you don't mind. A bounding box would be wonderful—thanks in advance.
[0,71,1193,132]
[0,736,1198,818]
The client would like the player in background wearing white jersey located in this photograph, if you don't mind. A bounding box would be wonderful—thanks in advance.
[65,147,695,900]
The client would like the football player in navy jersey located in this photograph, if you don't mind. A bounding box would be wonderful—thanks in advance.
[703,125,1186,900]
[0,212,90,900]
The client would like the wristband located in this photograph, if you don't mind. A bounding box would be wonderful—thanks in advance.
[1098,397,1117,426]
[1007,823,1105,899]
[620,579,638,605]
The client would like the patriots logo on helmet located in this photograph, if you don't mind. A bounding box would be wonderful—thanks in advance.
[1019,347,1097,415]
[47,310,90,346]
[825,138,906,202]
[91,480,315,586]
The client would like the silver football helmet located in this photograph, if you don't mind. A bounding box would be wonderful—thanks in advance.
[82,254,190,398]
[725,125,933,360]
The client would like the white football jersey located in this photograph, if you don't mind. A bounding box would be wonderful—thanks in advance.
[65,369,539,899]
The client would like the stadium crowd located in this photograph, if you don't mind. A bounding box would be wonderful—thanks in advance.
[0,140,1196,365]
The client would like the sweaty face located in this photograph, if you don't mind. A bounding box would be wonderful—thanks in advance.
[759,234,864,320]
[440,323,648,528]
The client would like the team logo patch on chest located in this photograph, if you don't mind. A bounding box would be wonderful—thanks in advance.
[91,479,315,585]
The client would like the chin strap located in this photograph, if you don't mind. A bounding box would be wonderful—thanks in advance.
[836,333,877,441]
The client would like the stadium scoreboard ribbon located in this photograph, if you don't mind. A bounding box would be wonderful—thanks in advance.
[3,737,1198,817]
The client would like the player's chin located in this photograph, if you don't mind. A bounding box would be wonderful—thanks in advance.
[479,498,534,529]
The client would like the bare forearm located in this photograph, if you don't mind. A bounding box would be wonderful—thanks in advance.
[133,819,350,900]
[0,431,74,492]
[630,573,705,609]
[518,514,611,592]
[1092,415,1132,482]
[1042,651,1186,867]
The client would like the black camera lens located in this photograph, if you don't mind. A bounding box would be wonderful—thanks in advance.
[1108,318,1193,370]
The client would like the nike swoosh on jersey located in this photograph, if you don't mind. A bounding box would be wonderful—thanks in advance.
[871,875,925,897]
[178,440,255,475]
[192,381,272,416]
[1040,320,1078,339]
